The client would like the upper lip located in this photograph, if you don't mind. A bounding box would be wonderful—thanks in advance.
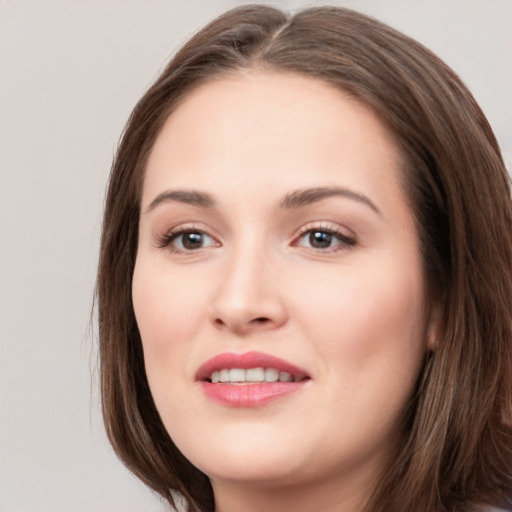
[196,351,310,381]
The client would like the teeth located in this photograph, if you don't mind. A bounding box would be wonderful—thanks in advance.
[229,368,245,382]
[264,368,279,382]
[209,367,298,383]
[279,372,293,382]
[246,367,265,382]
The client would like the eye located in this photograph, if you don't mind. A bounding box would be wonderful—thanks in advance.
[157,229,219,253]
[295,226,356,252]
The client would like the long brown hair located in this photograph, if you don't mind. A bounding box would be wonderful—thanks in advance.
[97,5,512,511]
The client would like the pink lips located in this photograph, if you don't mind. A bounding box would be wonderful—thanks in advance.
[196,351,310,407]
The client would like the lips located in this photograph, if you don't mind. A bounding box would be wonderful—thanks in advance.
[196,351,310,382]
[196,351,310,407]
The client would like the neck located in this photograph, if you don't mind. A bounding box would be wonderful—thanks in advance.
[211,465,378,512]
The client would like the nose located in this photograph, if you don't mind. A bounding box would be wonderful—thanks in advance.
[209,247,288,335]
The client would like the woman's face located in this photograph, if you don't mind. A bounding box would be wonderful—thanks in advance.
[133,72,430,500]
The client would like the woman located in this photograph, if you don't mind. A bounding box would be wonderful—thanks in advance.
[97,5,512,512]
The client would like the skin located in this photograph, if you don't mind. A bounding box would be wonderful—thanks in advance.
[132,71,433,512]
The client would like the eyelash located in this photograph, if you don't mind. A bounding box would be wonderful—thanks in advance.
[156,224,356,254]
[293,224,356,252]
[155,226,218,253]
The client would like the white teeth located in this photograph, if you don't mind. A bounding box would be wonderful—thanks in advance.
[279,371,293,382]
[209,367,298,383]
[246,367,265,382]
[229,368,245,382]
[264,368,279,382]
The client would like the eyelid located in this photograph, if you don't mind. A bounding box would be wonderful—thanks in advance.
[155,223,221,252]
[291,222,357,252]
[153,221,356,254]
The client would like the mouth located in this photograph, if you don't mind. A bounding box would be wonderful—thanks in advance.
[196,351,311,407]
[209,367,305,384]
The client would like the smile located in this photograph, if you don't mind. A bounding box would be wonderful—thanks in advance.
[197,351,311,407]
[210,367,303,383]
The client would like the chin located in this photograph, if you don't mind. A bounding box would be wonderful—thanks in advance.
[179,425,313,485]
[199,455,312,489]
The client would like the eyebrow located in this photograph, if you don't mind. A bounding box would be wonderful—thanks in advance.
[279,187,380,214]
[146,190,215,212]
[145,186,380,215]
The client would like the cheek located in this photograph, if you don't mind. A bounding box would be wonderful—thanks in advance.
[298,256,426,383]
[131,261,205,369]
[296,260,427,462]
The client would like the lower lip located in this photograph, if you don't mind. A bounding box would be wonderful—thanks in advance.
[201,381,307,407]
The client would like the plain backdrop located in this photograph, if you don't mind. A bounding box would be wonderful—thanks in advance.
[0,1,511,511]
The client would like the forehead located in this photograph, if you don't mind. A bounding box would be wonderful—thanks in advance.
[142,71,402,208]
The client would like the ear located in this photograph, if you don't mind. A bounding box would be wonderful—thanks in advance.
[426,302,442,351]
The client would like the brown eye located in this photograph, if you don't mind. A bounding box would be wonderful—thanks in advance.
[159,230,219,252]
[181,232,205,250]
[308,231,333,249]
[297,228,356,252]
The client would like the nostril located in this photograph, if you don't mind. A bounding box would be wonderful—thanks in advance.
[253,317,270,324]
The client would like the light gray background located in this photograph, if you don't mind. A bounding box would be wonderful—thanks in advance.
[1,1,510,511]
